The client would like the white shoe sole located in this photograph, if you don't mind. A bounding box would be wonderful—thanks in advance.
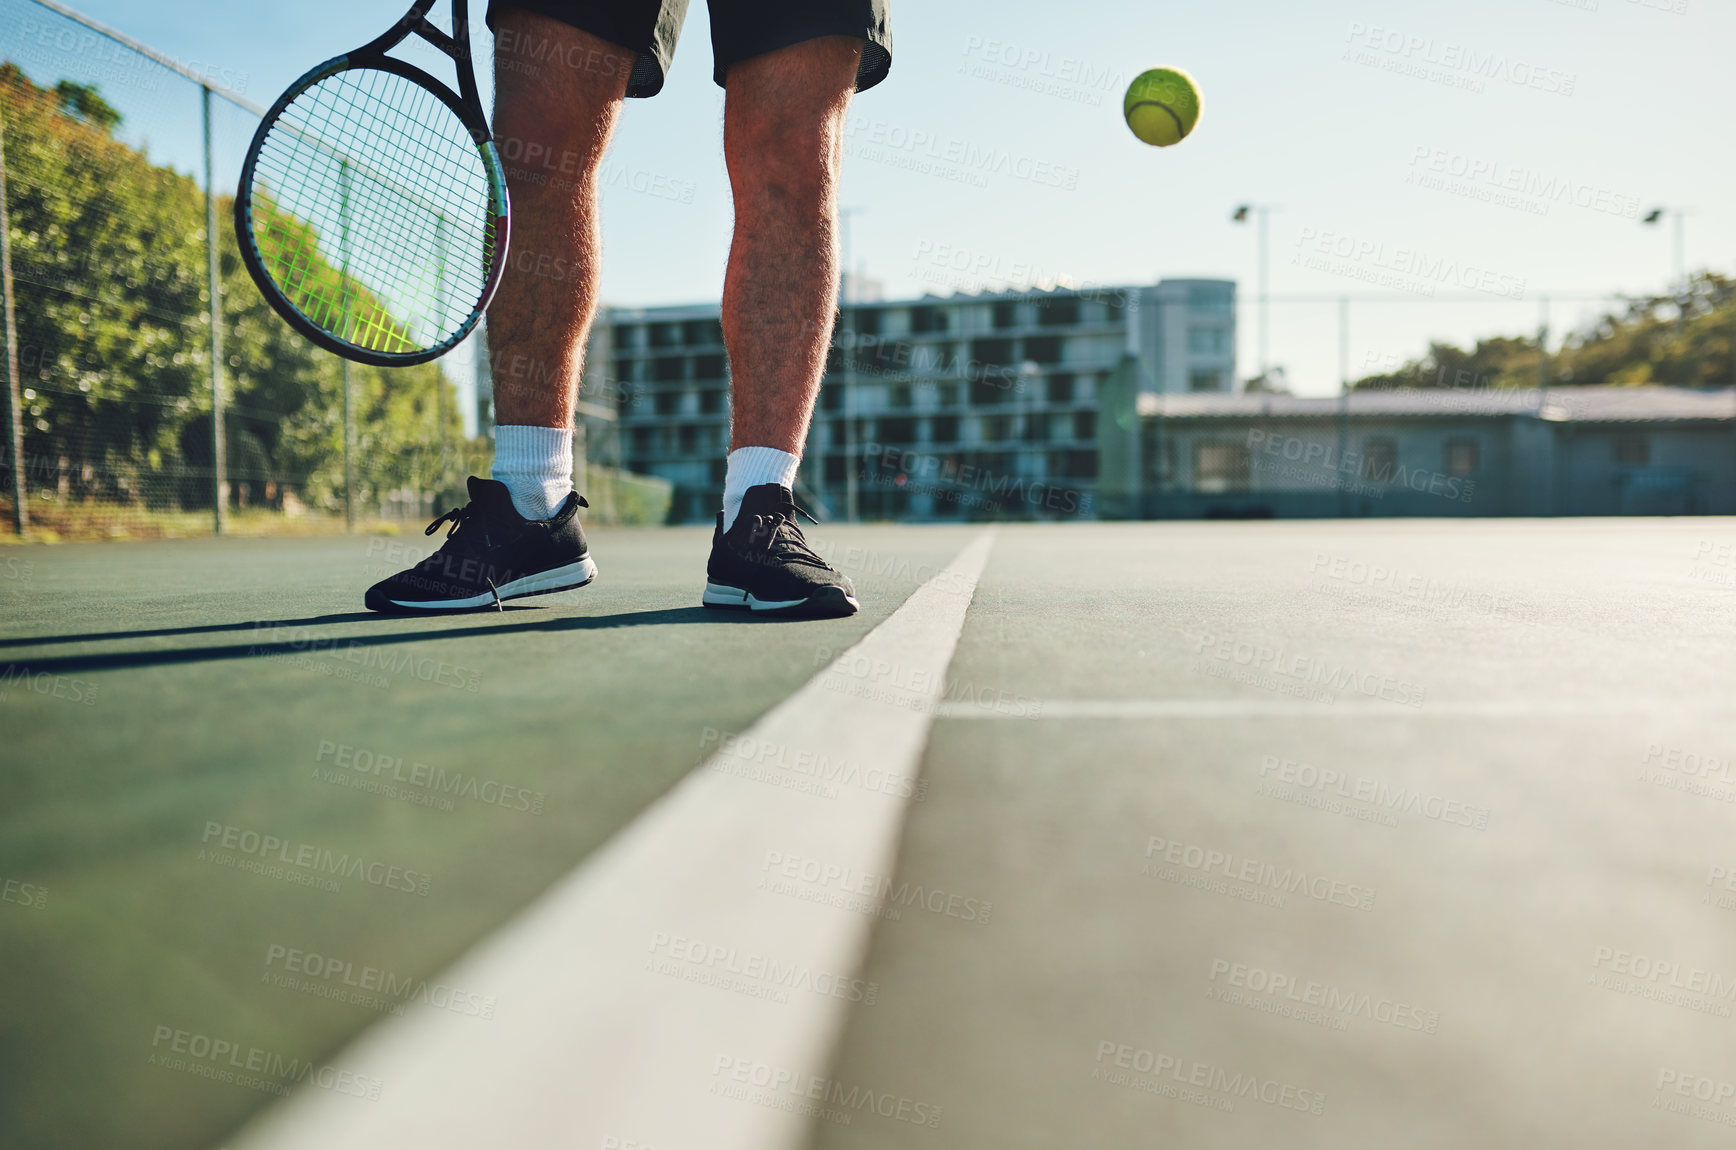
[386,556,598,611]
[702,581,859,615]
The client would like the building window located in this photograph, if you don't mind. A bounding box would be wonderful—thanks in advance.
[983,415,1013,441]
[612,357,639,383]
[857,339,912,376]
[992,301,1021,330]
[889,383,912,408]
[1048,449,1097,479]
[683,319,722,346]
[1074,411,1096,441]
[878,417,917,444]
[910,305,948,333]
[1613,434,1649,465]
[1024,334,1063,364]
[1188,370,1223,392]
[1361,438,1398,482]
[821,383,844,412]
[678,425,698,453]
[931,416,960,443]
[611,325,638,351]
[693,354,726,381]
[654,390,680,416]
[916,342,957,373]
[1036,297,1080,326]
[1193,442,1250,493]
[1047,374,1075,404]
[1024,412,1049,442]
[971,375,1011,406]
[1444,437,1479,477]
[1188,284,1232,312]
[653,356,684,382]
[1187,326,1226,354]
[631,427,653,452]
[938,383,961,408]
[852,308,883,336]
[972,337,1016,366]
[648,322,679,348]
[699,389,725,414]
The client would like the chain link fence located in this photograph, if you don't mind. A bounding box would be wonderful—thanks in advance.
[0,0,668,541]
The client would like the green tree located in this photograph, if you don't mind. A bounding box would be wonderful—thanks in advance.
[1353,273,1736,392]
[2,62,469,520]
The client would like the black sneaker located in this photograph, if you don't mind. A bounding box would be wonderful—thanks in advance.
[364,476,597,613]
[703,483,859,617]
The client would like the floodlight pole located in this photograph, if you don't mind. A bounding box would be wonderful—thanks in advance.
[1644,206,1694,337]
[1233,204,1278,385]
[1537,296,1550,398]
[1337,296,1349,518]
[1672,212,1684,287]
[1259,208,1270,380]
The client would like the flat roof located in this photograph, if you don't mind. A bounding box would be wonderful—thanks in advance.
[1140,385,1736,423]
[600,278,1239,320]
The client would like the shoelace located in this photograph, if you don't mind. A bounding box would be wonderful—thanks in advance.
[425,504,471,540]
[743,503,828,569]
[410,502,487,571]
[417,501,506,609]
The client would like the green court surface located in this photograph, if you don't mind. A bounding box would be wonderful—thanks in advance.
[3,519,1736,1150]
[0,524,968,1150]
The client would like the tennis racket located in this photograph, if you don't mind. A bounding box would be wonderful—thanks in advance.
[235,0,508,366]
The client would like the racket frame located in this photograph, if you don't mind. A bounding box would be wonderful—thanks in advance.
[234,0,510,366]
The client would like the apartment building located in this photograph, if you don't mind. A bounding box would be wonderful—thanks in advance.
[589,278,1237,523]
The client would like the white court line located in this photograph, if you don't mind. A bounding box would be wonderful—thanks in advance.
[229,531,996,1150]
[938,698,1653,719]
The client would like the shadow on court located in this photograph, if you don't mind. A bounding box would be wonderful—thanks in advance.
[0,603,860,676]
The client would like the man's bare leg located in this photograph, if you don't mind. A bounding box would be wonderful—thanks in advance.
[487,14,632,517]
[721,37,862,458]
[699,36,864,617]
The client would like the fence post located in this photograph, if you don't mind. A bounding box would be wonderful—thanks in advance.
[343,359,356,530]
[1537,296,1550,395]
[1336,296,1349,518]
[202,86,227,534]
[0,100,25,538]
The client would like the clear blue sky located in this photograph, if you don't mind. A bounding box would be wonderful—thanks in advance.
[41,0,1736,397]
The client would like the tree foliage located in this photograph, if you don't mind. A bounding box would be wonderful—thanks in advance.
[1,62,467,516]
[1353,273,1736,392]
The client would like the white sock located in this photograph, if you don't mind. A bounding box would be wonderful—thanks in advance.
[491,424,574,520]
[722,446,801,531]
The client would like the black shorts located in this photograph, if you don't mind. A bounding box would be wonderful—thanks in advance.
[486,0,891,98]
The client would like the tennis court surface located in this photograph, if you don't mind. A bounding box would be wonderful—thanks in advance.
[4,517,1736,1150]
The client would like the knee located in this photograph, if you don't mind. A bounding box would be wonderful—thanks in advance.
[727,116,841,218]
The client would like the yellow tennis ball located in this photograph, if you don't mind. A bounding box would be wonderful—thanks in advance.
[1124,67,1201,147]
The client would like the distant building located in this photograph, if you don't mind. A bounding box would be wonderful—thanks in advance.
[1102,386,1736,518]
[590,279,1238,522]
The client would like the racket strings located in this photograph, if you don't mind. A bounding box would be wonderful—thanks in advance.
[261,72,491,337]
[246,65,499,354]
[260,72,491,347]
